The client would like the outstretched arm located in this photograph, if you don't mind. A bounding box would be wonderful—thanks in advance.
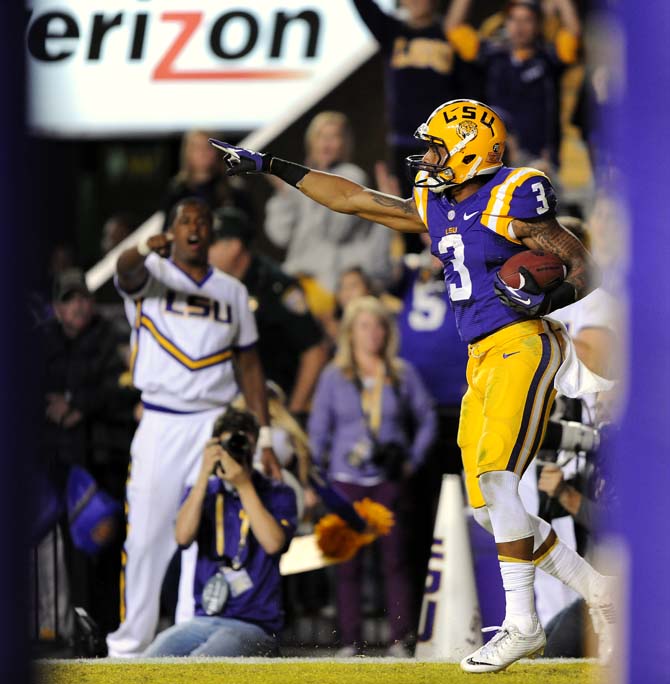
[209,139,426,234]
[296,169,426,233]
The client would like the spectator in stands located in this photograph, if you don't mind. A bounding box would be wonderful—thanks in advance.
[38,268,139,635]
[448,0,581,167]
[100,213,136,256]
[337,267,375,312]
[209,207,328,419]
[264,111,392,295]
[144,407,297,657]
[161,130,252,230]
[308,296,436,656]
[351,0,478,197]
[32,244,77,324]
[323,266,376,346]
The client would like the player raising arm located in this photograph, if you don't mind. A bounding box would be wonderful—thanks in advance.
[107,197,280,659]
[211,101,612,674]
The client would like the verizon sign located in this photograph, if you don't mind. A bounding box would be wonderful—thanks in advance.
[26,0,393,137]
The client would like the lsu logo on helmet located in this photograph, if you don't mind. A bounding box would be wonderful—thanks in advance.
[407,99,506,192]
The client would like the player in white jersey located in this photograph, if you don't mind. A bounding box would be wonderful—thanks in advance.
[106,198,280,657]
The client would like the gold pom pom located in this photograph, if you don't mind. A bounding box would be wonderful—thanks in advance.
[314,514,364,562]
[315,499,396,562]
[354,498,394,536]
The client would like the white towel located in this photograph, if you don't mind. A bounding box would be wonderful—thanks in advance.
[545,317,616,398]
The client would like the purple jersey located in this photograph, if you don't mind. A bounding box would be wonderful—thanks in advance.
[185,473,297,635]
[394,262,468,406]
[413,166,557,344]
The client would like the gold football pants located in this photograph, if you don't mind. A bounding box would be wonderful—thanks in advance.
[458,319,564,509]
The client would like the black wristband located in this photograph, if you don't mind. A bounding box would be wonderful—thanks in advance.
[545,281,577,313]
[268,157,310,187]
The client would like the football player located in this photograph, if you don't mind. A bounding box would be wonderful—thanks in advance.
[209,100,615,672]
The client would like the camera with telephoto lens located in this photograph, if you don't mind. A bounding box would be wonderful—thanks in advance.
[216,431,253,474]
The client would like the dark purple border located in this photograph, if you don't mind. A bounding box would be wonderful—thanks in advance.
[2,4,31,682]
[609,1,670,680]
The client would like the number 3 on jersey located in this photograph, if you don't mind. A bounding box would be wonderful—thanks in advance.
[532,181,550,214]
[437,234,472,301]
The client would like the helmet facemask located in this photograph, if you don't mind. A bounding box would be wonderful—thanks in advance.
[406,123,479,193]
[406,100,507,192]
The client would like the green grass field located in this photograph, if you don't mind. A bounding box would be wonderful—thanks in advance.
[35,658,602,684]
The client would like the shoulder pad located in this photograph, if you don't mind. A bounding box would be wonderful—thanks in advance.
[481,167,557,241]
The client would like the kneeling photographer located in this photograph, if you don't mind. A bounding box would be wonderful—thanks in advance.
[144,407,297,657]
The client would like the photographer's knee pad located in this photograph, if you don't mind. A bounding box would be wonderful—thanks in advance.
[479,470,532,543]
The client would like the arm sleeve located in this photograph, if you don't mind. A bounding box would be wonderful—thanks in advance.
[307,367,336,468]
[113,253,162,300]
[554,28,579,65]
[446,24,481,62]
[355,224,393,288]
[351,0,402,50]
[116,252,197,297]
[402,362,437,470]
[233,283,259,349]
[264,189,300,249]
[508,173,557,220]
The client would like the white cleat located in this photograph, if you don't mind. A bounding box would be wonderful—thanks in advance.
[460,621,546,674]
[589,577,617,664]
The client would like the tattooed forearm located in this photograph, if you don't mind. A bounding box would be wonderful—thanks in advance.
[371,193,418,215]
[512,217,600,297]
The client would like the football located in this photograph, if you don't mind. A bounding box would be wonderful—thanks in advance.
[499,250,567,291]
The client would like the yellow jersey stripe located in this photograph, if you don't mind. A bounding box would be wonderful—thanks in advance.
[413,173,430,226]
[128,300,143,378]
[482,167,544,242]
[139,315,233,370]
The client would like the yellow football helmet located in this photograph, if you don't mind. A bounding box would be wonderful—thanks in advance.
[407,99,506,192]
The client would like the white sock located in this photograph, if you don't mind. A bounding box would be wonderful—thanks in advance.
[536,540,603,603]
[500,561,538,634]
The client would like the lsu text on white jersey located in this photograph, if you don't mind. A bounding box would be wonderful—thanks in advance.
[116,253,258,412]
